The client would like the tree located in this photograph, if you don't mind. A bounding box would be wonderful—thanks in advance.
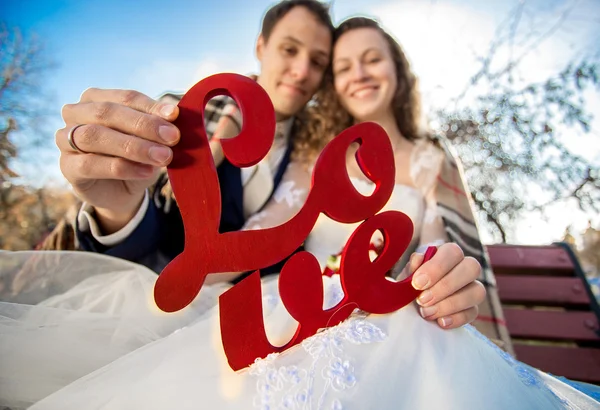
[0,184,76,250]
[0,117,18,182]
[562,223,600,274]
[0,23,72,251]
[432,3,600,243]
[0,22,55,156]
[579,221,600,277]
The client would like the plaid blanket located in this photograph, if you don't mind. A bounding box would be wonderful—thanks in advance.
[435,137,514,355]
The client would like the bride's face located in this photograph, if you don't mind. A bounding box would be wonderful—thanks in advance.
[332,27,397,123]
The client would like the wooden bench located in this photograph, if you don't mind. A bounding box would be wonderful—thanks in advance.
[488,243,600,384]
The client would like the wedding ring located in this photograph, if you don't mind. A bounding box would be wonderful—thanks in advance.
[67,124,88,154]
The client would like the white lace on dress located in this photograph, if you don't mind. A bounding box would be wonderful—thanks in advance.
[250,314,387,410]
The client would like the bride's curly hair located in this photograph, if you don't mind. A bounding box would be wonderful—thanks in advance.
[294,17,424,163]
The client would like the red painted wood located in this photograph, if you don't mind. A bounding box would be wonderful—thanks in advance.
[156,74,398,312]
[487,245,574,276]
[504,308,600,342]
[158,73,427,370]
[341,211,420,314]
[496,275,591,307]
[155,73,278,312]
[514,344,600,384]
[219,124,429,370]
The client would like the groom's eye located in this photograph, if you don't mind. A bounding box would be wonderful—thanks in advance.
[311,59,326,70]
[282,46,297,56]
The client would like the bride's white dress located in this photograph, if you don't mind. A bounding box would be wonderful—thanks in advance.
[1,178,598,409]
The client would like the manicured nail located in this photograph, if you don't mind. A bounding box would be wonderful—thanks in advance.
[419,306,437,318]
[412,274,430,290]
[417,290,433,306]
[439,317,453,327]
[148,146,172,164]
[160,104,176,118]
[158,125,178,144]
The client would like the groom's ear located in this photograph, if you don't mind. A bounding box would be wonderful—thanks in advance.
[255,34,266,61]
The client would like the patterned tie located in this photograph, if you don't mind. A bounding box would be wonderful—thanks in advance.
[266,124,287,174]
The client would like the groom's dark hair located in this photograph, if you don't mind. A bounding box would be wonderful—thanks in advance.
[261,0,334,42]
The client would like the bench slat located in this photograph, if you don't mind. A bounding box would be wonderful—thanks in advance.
[496,275,591,307]
[514,344,600,384]
[504,308,600,342]
[487,245,574,276]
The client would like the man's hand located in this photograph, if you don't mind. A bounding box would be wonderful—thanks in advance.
[56,88,181,234]
[410,243,486,329]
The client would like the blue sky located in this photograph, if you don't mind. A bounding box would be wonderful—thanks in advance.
[8,0,593,112]
[4,0,263,104]
[3,0,599,244]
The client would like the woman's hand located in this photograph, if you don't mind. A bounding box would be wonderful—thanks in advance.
[409,243,486,329]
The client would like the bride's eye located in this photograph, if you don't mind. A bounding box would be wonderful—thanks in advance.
[334,66,350,75]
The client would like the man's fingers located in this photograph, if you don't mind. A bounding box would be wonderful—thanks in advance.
[56,125,173,166]
[61,102,180,147]
[60,151,156,183]
[78,88,178,121]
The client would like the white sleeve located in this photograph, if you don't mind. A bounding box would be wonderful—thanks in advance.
[77,190,150,246]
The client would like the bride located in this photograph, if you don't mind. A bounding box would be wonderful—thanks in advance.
[1,16,599,410]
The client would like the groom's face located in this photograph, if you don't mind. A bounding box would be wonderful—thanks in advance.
[256,6,332,120]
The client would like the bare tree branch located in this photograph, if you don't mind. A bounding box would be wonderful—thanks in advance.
[433,3,599,242]
[0,22,66,250]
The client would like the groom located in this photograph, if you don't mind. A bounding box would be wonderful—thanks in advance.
[47,0,334,274]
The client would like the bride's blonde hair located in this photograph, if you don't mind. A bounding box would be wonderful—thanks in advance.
[294,17,424,163]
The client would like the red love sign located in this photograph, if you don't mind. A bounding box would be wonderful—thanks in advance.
[155,73,430,371]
